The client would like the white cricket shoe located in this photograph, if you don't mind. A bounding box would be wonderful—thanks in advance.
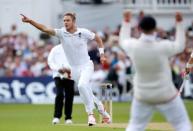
[52,118,60,125]
[65,119,73,124]
[88,114,96,126]
[102,111,112,124]
[96,103,112,124]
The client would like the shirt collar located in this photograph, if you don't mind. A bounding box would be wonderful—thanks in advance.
[62,27,80,35]
[139,33,156,42]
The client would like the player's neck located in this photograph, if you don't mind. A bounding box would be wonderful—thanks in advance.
[67,26,77,34]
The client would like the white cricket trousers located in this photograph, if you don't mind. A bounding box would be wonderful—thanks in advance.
[126,96,192,131]
[71,61,103,114]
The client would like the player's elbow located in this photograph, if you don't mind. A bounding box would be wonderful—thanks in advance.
[95,34,103,44]
[119,42,125,50]
[42,28,54,36]
[174,43,185,54]
[41,28,49,33]
[119,39,129,50]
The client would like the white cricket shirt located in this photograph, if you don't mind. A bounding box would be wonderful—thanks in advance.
[54,27,95,66]
[47,44,71,78]
[119,21,185,103]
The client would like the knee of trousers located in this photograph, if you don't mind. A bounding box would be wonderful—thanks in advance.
[56,93,64,98]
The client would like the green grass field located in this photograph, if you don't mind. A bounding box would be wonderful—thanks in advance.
[0,101,192,131]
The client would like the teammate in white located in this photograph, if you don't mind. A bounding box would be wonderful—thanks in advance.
[48,44,74,125]
[20,12,111,126]
[119,11,192,131]
[185,51,193,75]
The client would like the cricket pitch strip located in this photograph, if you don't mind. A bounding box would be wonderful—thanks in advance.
[59,122,193,130]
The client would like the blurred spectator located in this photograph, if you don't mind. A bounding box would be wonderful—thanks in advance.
[137,10,144,24]
[114,51,132,101]
[10,24,17,36]
[12,55,28,76]
[0,63,5,77]
[187,21,193,35]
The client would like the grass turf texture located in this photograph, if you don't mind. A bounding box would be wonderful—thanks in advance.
[0,101,192,131]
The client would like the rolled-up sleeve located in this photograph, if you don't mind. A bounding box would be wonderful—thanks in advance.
[83,29,95,40]
[54,28,63,38]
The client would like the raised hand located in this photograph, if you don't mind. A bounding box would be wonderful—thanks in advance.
[20,14,31,23]
[175,12,183,22]
[123,10,131,22]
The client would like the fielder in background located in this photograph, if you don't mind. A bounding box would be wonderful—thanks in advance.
[185,51,193,75]
[48,44,74,125]
[119,11,192,131]
[20,12,111,126]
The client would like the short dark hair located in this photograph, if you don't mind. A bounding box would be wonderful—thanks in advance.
[139,16,156,33]
[64,12,76,21]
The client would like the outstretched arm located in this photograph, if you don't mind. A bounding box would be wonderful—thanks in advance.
[173,12,185,53]
[119,10,133,56]
[20,14,55,36]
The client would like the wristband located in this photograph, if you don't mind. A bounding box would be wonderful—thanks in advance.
[99,48,104,55]
[186,63,193,68]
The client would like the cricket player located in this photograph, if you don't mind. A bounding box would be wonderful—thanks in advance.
[48,44,74,125]
[119,11,192,131]
[185,51,193,75]
[20,12,111,126]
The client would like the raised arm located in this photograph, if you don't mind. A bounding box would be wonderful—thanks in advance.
[174,12,185,53]
[20,14,55,36]
[119,10,131,43]
[119,10,133,55]
[162,12,185,57]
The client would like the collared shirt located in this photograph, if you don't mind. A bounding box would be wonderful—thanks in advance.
[47,44,70,78]
[119,21,185,103]
[54,27,95,66]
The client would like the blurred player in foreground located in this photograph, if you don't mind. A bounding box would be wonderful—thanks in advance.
[48,44,74,125]
[119,11,192,131]
[20,12,111,126]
